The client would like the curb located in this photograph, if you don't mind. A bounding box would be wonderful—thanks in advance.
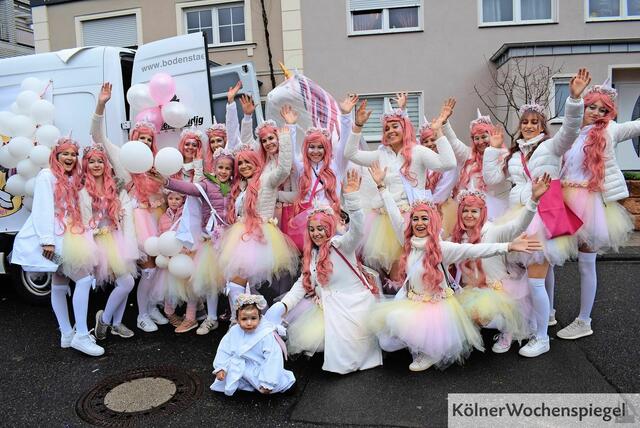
[596,246,640,262]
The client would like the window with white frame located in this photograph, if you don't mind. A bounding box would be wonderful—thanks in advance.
[358,93,422,142]
[587,0,640,19]
[184,3,245,45]
[348,0,421,35]
[81,14,138,47]
[480,0,555,25]
[552,76,570,120]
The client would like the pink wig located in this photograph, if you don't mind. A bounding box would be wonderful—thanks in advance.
[204,128,227,172]
[294,131,340,216]
[227,149,264,239]
[49,139,84,234]
[177,130,204,161]
[382,116,417,184]
[419,127,434,142]
[129,122,161,203]
[82,148,121,229]
[302,211,336,293]
[129,124,158,155]
[583,92,617,192]
[425,171,442,192]
[454,123,493,197]
[257,124,280,162]
[398,203,444,295]
[450,194,488,287]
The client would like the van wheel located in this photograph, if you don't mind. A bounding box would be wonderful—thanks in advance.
[9,265,51,306]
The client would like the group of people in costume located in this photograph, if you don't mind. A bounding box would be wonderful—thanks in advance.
[10,66,639,395]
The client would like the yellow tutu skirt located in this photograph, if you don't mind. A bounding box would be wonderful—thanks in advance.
[61,231,98,278]
[192,239,224,297]
[457,285,528,340]
[361,211,404,272]
[286,302,324,356]
[93,230,138,286]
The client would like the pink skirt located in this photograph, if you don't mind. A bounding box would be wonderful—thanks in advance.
[93,229,138,286]
[133,207,162,254]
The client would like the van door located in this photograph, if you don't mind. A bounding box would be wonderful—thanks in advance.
[209,61,263,129]
[131,32,213,149]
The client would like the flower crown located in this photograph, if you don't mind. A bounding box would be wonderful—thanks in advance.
[380,108,409,125]
[235,293,267,311]
[255,119,278,134]
[213,147,234,160]
[180,127,205,143]
[56,136,80,150]
[231,143,255,155]
[470,108,492,129]
[585,84,617,101]
[132,120,157,134]
[307,205,335,219]
[305,126,331,140]
[518,101,546,117]
[207,123,227,133]
[82,143,105,157]
[456,189,486,204]
[410,199,437,210]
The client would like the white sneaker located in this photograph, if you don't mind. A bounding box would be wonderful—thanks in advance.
[196,318,219,335]
[111,323,135,338]
[548,310,557,326]
[518,336,550,358]
[149,306,169,325]
[409,353,433,372]
[71,333,105,357]
[491,333,512,354]
[137,314,158,332]
[557,318,593,340]
[61,330,75,348]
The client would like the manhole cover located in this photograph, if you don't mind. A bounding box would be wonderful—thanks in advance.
[76,366,204,427]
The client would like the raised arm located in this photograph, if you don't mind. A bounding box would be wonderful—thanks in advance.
[334,94,359,179]
[443,122,471,163]
[224,81,243,149]
[265,128,293,189]
[483,126,508,186]
[415,114,456,172]
[332,176,364,254]
[343,100,378,166]
[164,177,203,197]
[280,105,300,175]
[239,94,259,150]
[442,233,542,264]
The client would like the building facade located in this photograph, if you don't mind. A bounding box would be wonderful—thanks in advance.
[0,0,34,58]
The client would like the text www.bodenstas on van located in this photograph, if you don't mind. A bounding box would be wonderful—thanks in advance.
[140,53,206,72]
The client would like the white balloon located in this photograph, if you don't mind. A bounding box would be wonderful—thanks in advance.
[35,125,61,147]
[30,99,55,125]
[16,90,40,112]
[143,236,160,257]
[155,254,170,269]
[0,111,15,136]
[16,159,40,179]
[168,253,194,279]
[25,177,36,197]
[5,174,26,196]
[154,147,183,176]
[29,145,51,167]
[0,145,19,168]
[21,77,46,93]
[22,196,33,211]
[11,115,36,138]
[120,141,154,174]
[7,136,33,160]
[158,230,183,257]
[127,83,156,111]
[10,102,23,115]
[162,101,190,129]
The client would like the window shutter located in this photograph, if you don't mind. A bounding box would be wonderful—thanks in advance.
[82,14,138,47]
[361,96,385,139]
[349,0,421,11]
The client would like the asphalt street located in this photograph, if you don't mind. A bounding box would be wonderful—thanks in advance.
[1,258,639,427]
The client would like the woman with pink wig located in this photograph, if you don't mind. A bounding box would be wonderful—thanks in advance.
[555,81,639,341]
[343,100,457,276]
[203,81,243,173]
[78,144,139,341]
[266,170,382,374]
[369,193,541,371]
[217,128,299,318]
[12,138,103,356]
[484,68,591,358]
[92,82,167,333]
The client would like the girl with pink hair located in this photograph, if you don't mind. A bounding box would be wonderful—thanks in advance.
[92,82,167,333]
[217,128,299,317]
[80,145,139,341]
[265,170,382,374]
[448,176,550,354]
[483,68,592,358]
[369,192,542,371]
[12,138,102,356]
[203,81,243,173]
[343,100,457,276]
[555,81,639,341]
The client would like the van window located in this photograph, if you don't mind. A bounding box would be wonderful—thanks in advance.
[120,52,134,119]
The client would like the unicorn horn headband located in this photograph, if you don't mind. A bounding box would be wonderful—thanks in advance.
[419,115,432,134]
[585,77,617,100]
[470,108,492,129]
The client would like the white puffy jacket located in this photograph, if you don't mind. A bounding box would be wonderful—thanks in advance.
[483,97,584,206]
[596,120,640,202]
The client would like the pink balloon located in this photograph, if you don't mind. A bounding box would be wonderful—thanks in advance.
[148,73,176,106]
[135,106,164,131]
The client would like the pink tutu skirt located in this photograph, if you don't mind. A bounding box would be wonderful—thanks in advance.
[192,239,224,297]
[93,229,138,286]
[61,230,98,279]
[370,289,484,368]
[133,207,162,254]
[361,210,408,272]
[218,221,299,285]
[563,186,634,253]
[525,211,576,266]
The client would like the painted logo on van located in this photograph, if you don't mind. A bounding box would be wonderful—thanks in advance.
[0,138,23,217]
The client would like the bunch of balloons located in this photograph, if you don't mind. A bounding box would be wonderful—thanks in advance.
[0,77,59,210]
[143,231,194,280]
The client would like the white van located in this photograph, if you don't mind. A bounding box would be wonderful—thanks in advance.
[0,33,261,303]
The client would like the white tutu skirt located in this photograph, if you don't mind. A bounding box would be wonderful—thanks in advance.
[191,239,224,297]
[284,298,325,357]
[218,221,299,284]
[93,230,138,286]
[370,289,484,368]
[60,231,98,279]
[361,210,408,272]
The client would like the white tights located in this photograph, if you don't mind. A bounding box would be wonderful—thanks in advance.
[578,251,597,323]
[136,268,156,317]
[528,277,549,339]
[102,275,135,326]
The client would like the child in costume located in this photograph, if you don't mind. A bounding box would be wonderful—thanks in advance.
[555,80,639,341]
[266,170,382,374]
[81,144,139,340]
[12,138,102,356]
[203,81,243,168]
[212,293,295,396]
